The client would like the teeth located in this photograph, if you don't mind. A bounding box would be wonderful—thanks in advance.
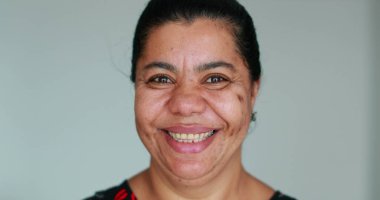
[168,130,215,143]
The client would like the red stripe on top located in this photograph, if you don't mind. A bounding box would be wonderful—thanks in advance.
[117,192,128,200]
[114,189,128,200]
[131,193,137,200]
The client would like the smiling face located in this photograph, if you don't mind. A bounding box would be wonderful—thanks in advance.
[134,19,259,183]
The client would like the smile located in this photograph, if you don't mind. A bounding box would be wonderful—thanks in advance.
[167,130,216,143]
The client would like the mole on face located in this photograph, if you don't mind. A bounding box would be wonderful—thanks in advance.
[237,94,244,104]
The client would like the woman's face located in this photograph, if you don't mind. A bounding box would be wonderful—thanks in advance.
[134,19,259,182]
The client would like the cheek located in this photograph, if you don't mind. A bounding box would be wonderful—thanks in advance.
[205,87,251,134]
[134,88,169,133]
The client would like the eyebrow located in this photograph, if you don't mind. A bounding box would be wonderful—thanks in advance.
[142,60,236,73]
[143,61,177,73]
[195,61,236,73]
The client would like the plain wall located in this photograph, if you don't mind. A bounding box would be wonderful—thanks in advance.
[0,0,375,199]
[370,0,380,199]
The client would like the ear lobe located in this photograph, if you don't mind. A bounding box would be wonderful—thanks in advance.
[250,79,260,106]
[253,79,260,96]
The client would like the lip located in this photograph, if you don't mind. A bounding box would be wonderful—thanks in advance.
[163,125,215,134]
[163,130,218,154]
[160,125,220,154]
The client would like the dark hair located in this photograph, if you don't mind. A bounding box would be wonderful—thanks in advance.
[131,0,261,82]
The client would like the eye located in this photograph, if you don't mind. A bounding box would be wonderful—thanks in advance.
[205,74,228,84]
[203,74,231,89]
[147,74,174,85]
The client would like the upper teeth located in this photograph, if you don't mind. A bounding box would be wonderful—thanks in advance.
[168,131,215,143]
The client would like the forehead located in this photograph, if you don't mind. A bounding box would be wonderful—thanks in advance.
[138,18,244,69]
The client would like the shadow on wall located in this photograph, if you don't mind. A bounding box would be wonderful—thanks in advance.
[370,0,380,200]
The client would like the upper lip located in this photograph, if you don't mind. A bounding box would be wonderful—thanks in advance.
[163,125,217,134]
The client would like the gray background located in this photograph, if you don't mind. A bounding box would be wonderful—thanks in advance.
[0,0,378,199]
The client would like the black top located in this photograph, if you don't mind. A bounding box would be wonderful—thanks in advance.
[84,180,296,200]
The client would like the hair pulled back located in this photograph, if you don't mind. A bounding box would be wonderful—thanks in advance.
[131,0,261,82]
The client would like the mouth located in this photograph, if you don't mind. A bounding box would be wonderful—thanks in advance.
[161,125,220,153]
[165,130,217,143]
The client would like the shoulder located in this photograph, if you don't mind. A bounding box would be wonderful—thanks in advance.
[270,191,297,200]
[243,173,296,200]
[84,180,137,200]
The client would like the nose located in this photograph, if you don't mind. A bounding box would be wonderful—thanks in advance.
[168,84,206,116]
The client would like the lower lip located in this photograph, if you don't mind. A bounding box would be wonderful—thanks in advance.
[164,131,218,154]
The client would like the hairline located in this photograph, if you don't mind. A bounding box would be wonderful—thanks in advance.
[137,17,249,73]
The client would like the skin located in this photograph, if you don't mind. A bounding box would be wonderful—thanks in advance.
[130,18,274,200]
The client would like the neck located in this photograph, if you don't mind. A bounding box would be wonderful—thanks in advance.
[147,148,247,200]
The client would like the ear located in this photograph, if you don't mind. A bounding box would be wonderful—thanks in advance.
[250,79,260,107]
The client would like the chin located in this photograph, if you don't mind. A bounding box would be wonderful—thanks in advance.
[168,159,215,181]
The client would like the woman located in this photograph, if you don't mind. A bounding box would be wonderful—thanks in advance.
[86,0,295,199]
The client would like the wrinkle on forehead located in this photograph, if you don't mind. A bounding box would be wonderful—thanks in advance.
[139,18,240,60]
[142,60,237,75]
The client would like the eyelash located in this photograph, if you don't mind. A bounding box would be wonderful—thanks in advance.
[146,73,230,88]
[147,74,174,84]
[204,74,229,84]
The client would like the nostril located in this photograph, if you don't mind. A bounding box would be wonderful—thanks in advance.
[168,92,206,116]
